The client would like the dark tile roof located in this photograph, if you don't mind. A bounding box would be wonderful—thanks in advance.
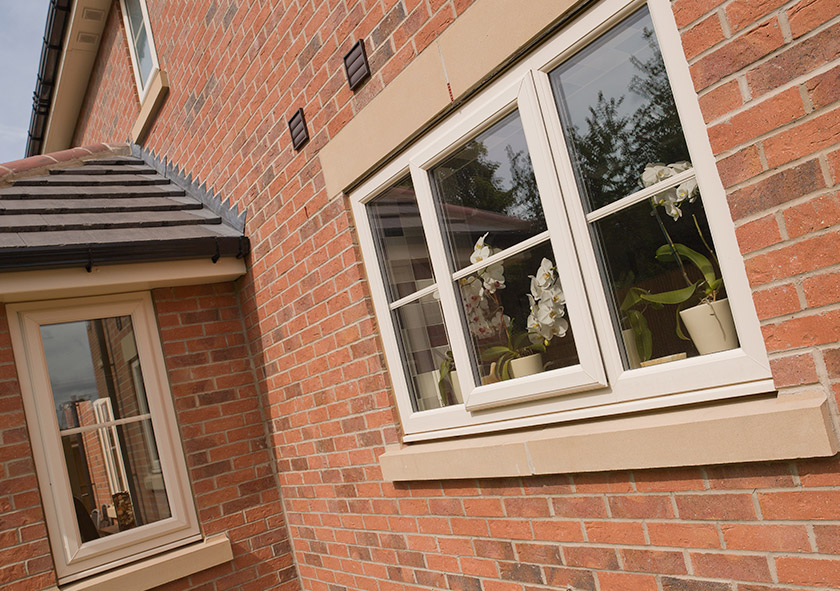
[0,150,248,272]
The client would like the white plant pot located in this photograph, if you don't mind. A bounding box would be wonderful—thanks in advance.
[679,298,739,355]
[510,353,544,378]
[449,370,464,404]
[621,328,642,369]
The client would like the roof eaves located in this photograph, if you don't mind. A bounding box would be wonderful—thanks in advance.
[25,0,73,158]
[0,235,249,273]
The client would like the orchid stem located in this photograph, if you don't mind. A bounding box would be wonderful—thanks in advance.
[651,197,692,287]
[693,214,719,267]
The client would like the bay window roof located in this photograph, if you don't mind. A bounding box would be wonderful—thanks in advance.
[0,145,248,272]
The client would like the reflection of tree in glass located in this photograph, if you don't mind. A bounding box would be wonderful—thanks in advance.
[435,141,515,216]
[569,93,635,208]
[568,28,690,211]
[628,28,689,173]
[505,146,546,232]
[436,139,547,229]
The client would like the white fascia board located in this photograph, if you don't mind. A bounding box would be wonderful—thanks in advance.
[0,258,246,303]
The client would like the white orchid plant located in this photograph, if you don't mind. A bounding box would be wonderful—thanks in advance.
[620,160,724,361]
[526,258,569,345]
[642,161,699,221]
[459,234,569,381]
[460,233,508,340]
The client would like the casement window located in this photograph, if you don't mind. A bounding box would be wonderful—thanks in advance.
[119,0,159,99]
[352,0,772,441]
[8,293,198,583]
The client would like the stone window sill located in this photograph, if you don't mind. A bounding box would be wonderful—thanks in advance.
[379,390,837,481]
[131,68,169,143]
[50,535,232,591]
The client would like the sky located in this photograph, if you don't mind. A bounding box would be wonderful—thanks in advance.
[0,1,51,163]
[41,321,100,429]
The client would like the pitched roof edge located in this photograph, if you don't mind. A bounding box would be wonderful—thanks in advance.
[0,143,130,186]
[130,143,247,232]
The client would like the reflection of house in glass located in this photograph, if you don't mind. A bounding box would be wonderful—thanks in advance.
[46,317,169,542]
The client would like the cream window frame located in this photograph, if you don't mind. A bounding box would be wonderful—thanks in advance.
[351,0,773,443]
[119,0,160,101]
[7,292,199,583]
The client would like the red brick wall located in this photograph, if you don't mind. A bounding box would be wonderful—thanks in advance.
[151,284,297,591]
[72,1,139,147]
[0,283,298,591]
[61,0,840,589]
[0,305,55,591]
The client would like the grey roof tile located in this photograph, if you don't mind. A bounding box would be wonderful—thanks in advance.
[0,151,249,271]
[13,173,170,186]
[0,184,186,198]
[0,197,202,214]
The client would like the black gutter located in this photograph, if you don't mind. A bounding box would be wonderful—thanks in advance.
[0,236,250,273]
[25,0,73,158]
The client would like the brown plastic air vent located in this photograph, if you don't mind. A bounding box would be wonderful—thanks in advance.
[288,108,309,151]
[343,40,370,91]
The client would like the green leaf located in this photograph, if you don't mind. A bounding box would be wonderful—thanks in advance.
[621,287,643,312]
[621,286,663,311]
[675,302,691,341]
[639,281,699,305]
[655,243,720,294]
[512,331,531,351]
[481,346,511,361]
[530,340,546,353]
[627,309,652,361]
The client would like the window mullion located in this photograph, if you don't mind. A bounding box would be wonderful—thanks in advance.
[517,70,608,388]
[407,162,476,402]
[529,67,628,382]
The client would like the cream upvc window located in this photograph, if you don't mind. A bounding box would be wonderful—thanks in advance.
[120,0,160,100]
[8,293,199,583]
[352,0,773,442]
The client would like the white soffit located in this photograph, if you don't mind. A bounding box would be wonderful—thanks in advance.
[0,258,246,303]
[42,0,113,154]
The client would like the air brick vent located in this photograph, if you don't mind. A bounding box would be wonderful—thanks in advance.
[288,108,309,151]
[343,40,371,91]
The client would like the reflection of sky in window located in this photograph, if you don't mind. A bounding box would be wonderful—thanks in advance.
[134,26,153,86]
[481,112,529,192]
[40,321,98,427]
[553,7,656,135]
[125,0,153,87]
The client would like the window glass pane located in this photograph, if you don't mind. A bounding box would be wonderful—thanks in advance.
[42,317,151,429]
[134,26,153,87]
[456,239,579,383]
[593,188,738,368]
[367,177,434,302]
[62,419,170,543]
[549,6,690,212]
[42,315,170,543]
[431,110,547,270]
[125,0,145,38]
[393,292,460,411]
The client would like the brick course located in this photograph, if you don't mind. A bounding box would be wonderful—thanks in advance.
[4,0,840,589]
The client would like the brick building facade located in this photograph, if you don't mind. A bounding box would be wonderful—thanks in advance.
[2,0,840,589]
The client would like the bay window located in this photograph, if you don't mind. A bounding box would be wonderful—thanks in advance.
[8,293,198,583]
[352,0,772,441]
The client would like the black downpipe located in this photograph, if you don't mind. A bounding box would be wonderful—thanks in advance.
[25,0,73,158]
